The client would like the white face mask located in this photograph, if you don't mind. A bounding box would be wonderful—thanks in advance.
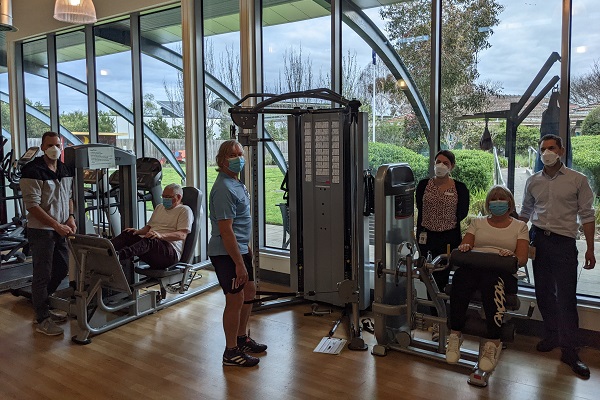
[434,163,450,177]
[44,146,61,160]
[541,150,560,166]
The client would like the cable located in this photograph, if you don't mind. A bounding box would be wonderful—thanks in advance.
[363,169,374,216]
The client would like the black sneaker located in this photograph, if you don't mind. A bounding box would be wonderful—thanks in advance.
[237,334,267,353]
[223,347,259,367]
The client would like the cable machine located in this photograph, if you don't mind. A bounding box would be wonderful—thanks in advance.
[229,88,369,350]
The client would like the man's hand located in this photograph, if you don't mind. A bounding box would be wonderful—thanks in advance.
[235,263,248,287]
[584,249,596,270]
[144,229,163,240]
[66,216,77,234]
[54,223,73,237]
[458,243,472,252]
[124,227,137,233]
[498,248,515,257]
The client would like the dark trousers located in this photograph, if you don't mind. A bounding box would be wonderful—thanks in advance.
[110,230,178,270]
[450,267,516,339]
[531,228,579,350]
[28,228,69,322]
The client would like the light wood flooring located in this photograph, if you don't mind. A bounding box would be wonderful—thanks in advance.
[1,278,599,400]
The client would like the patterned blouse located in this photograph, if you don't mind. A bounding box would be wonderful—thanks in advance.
[421,178,458,232]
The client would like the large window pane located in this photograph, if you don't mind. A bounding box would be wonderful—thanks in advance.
[94,20,132,146]
[56,31,90,144]
[262,0,331,249]
[22,39,51,144]
[570,1,600,298]
[140,7,185,186]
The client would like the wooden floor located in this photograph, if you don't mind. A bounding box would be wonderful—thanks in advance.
[1,280,599,400]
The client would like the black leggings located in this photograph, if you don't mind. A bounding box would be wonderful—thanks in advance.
[449,267,516,339]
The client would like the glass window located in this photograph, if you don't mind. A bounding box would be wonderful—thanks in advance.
[56,30,90,145]
[94,20,132,147]
[140,7,185,186]
[570,1,600,298]
[22,38,51,146]
[204,0,242,242]
[262,0,331,249]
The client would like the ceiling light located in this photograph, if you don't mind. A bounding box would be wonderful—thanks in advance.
[54,0,97,24]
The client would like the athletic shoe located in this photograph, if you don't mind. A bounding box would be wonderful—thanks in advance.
[237,333,267,353]
[479,341,502,372]
[445,333,462,364]
[36,317,64,336]
[223,347,259,367]
[32,310,68,325]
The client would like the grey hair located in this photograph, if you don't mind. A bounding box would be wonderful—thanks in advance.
[164,183,183,197]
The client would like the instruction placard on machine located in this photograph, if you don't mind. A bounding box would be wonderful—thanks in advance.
[88,146,116,169]
[313,337,347,355]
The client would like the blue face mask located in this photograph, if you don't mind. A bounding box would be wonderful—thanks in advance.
[228,156,245,173]
[488,200,509,216]
[162,197,173,209]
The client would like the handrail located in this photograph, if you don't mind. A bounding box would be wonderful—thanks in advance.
[528,146,538,172]
[492,147,506,186]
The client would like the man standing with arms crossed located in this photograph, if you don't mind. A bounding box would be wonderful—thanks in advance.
[520,134,596,378]
[21,131,76,336]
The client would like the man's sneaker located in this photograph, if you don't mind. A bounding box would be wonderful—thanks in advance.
[479,341,502,372]
[32,310,68,325]
[445,333,463,364]
[237,334,267,353]
[36,317,64,336]
[223,347,259,367]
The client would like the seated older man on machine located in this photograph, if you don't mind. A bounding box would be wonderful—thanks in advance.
[111,183,193,269]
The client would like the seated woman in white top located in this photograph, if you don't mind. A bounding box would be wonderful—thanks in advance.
[445,185,529,372]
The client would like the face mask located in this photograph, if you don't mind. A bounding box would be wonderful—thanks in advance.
[162,197,173,209]
[488,200,509,216]
[228,156,245,174]
[434,163,449,177]
[44,146,61,160]
[541,150,560,166]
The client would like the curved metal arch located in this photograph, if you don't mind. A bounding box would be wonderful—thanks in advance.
[0,91,82,145]
[95,27,288,172]
[332,0,431,136]
[22,62,184,178]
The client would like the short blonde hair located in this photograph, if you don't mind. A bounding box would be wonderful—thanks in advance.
[215,139,242,171]
[485,185,515,215]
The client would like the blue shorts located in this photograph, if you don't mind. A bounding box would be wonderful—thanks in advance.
[210,253,254,294]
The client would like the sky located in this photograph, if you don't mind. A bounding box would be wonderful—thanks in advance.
[13,0,600,114]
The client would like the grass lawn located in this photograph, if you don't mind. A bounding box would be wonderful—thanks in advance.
[159,164,285,226]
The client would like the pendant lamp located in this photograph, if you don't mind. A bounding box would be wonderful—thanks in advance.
[54,0,97,24]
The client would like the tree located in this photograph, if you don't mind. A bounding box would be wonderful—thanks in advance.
[380,0,504,148]
[571,59,600,106]
[581,106,600,136]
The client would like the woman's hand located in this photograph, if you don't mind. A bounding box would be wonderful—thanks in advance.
[458,243,472,252]
[498,248,514,257]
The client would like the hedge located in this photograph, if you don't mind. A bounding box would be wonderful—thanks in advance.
[368,142,429,183]
[571,135,600,195]
[368,143,494,193]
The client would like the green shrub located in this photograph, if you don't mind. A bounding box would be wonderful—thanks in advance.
[451,149,494,194]
[368,142,428,182]
[571,135,600,195]
[581,106,600,136]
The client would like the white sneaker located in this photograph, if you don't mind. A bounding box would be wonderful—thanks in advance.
[479,341,502,372]
[446,333,463,364]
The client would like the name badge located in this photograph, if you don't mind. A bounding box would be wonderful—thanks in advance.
[419,232,427,245]
[444,191,455,196]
